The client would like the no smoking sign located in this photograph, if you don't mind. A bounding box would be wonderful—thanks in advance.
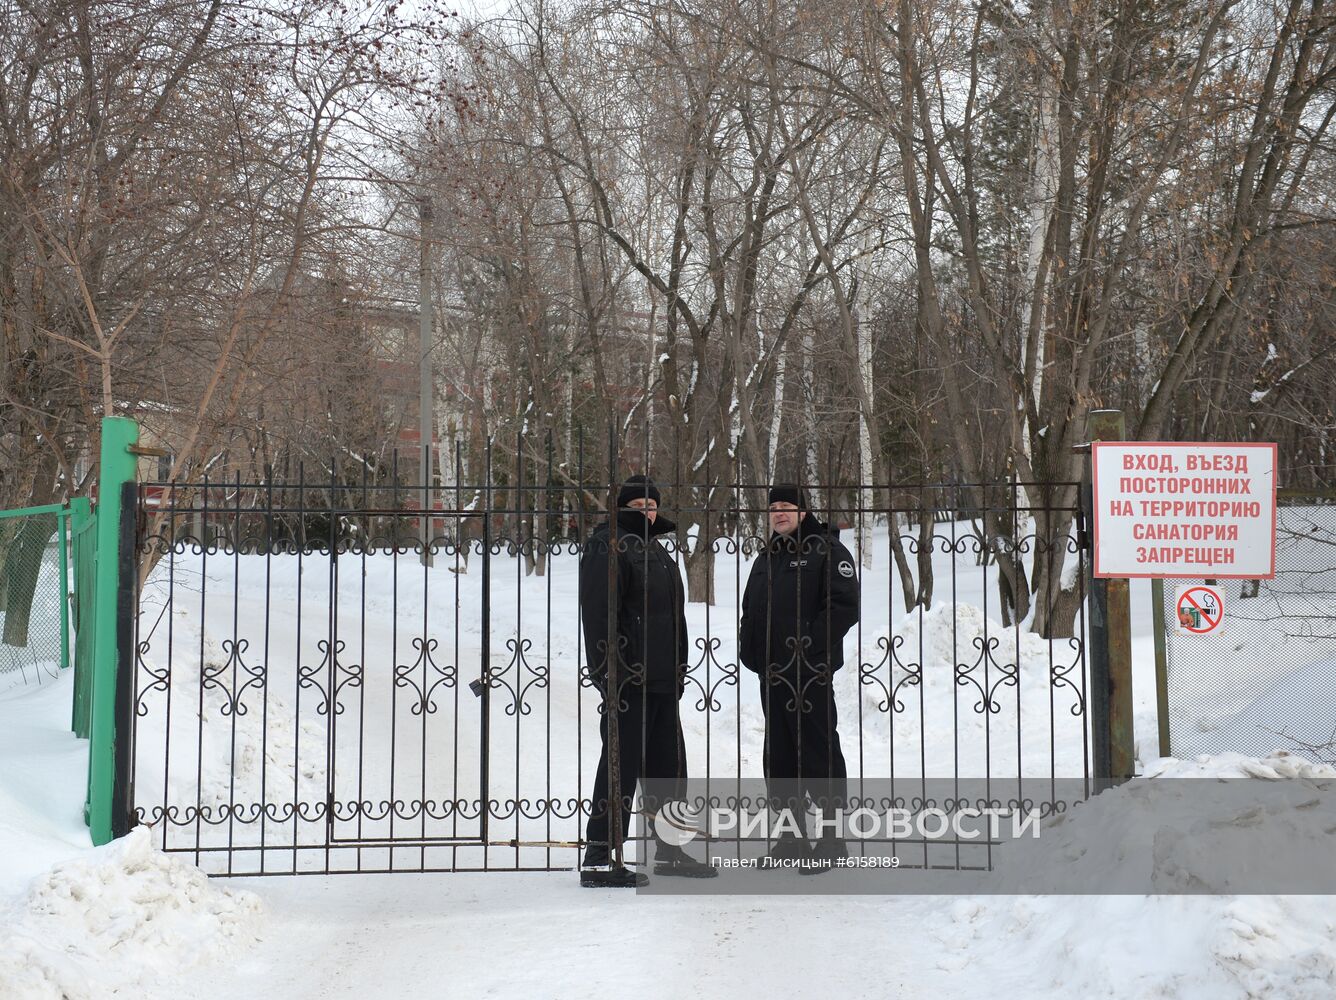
[1175,585,1224,635]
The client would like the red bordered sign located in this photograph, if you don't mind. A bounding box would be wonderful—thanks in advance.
[1092,442,1277,579]
[1175,585,1224,634]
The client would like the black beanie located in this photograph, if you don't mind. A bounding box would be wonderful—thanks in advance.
[617,474,661,508]
[767,484,807,509]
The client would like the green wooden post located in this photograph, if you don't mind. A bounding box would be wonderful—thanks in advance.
[58,507,71,670]
[69,497,95,738]
[87,416,139,845]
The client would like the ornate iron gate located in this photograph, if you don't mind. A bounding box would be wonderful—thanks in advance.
[127,454,1091,876]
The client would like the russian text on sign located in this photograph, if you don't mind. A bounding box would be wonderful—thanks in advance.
[1092,442,1275,579]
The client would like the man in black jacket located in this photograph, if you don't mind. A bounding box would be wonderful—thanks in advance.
[739,484,860,870]
[578,474,715,887]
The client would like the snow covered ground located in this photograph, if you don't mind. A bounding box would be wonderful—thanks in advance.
[3,523,1336,998]
[0,675,263,999]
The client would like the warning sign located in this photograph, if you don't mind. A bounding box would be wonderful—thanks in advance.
[1092,442,1276,579]
[1175,585,1224,634]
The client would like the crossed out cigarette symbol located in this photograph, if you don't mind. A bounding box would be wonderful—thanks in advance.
[1177,587,1221,633]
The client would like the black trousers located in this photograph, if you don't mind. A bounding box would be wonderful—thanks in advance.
[584,687,687,863]
[758,666,848,837]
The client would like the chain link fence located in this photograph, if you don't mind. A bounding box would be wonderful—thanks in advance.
[1164,492,1336,762]
[0,508,67,689]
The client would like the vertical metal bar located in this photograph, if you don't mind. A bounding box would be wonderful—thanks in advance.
[480,439,492,859]
[1011,472,1023,802]
[1152,578,1171,757]
[420,453,435,861]
[545,429,554,868]
[112,481,139,838]
[226,471,241,874]
[387,453,401,857]
[69,496,95,737]
[448,443,459,866]
[292,465,305,873]
[1083,476,1111,787]
[358,460,369,853]
[160,486,176,854]
[576,427,585,860]
[194,477,208,866]
[419,195,435,568]
[58,508,71,671]
[325,462,338,872]
[513,428,523,868]
[605,424,622,867]
[260,470,273,872]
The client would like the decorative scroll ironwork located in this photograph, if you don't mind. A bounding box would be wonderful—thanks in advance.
[127,445,1092,877]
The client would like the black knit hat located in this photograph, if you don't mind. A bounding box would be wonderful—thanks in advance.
[617,474,661,509]
[767,484,807,509]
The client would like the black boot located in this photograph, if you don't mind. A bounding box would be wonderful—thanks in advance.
[799,837,849,876]
[653,844,718,879]
[580,865,649,888]
[759,835,810,869]
[580,846,649,888]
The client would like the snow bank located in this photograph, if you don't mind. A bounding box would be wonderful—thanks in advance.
[0,673,264,1000]
[0,828,263,999]
[875,601,1062,688]
[939,752,1336,999]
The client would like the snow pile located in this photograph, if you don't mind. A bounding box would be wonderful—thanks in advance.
[875,601,1063,686]
[0,673,264,1000]
[937,752,1336,999]
[0,827,263,1000]
[1143,751,1336,781]
[984,750,1336,893]
[942,894,1336,999]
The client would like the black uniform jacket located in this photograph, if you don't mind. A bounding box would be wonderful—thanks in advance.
[579,509,690,694]
[739,513,860,676]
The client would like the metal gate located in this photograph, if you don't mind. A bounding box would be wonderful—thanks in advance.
[127,457,1091,876]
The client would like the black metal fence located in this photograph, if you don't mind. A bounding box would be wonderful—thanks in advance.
[126,450,1091,876]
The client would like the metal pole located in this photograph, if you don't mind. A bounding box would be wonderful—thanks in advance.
[58,507,70,671]
[68,497,94,738]
[479,440,491,851]
[419,195,435,567]
[606,425,622,868]
[113,482,139,838]
[1082,476,1110,785]
[1151,578,1171,757]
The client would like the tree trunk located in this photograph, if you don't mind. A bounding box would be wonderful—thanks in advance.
[685,537,716,605]
[915,507,936,609]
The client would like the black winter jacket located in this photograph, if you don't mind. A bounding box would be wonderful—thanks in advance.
[579,510,690,694]
[739,513,860,676]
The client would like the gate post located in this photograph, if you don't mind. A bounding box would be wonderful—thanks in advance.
[1151,578,1171,757]
[1084,409,1135,787]
[604,426,623,868]
[87,416,139,845]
